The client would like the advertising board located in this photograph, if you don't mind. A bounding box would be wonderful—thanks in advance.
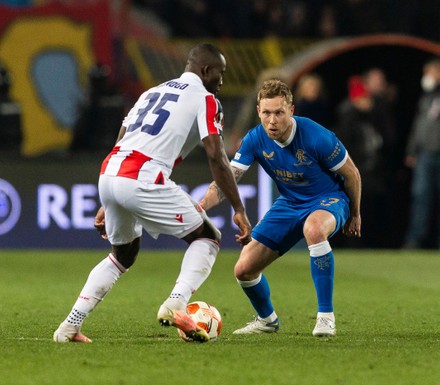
[0,157,274,249]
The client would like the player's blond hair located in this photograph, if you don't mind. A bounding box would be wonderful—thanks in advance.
[257,79,293,105]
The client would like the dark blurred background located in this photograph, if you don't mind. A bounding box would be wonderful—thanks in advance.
[0,0,439,249]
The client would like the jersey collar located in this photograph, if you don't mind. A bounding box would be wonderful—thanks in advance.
[274,117,297,148]
[180,71,203,85]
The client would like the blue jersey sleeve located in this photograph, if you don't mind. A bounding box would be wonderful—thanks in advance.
[314,127,347,171]
[230,129,256,169]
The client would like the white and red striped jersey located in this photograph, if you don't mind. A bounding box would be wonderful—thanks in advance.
[100,72,224,184]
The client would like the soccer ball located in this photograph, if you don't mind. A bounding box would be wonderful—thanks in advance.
[178,301,222,342]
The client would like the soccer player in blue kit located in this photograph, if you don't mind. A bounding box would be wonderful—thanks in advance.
[200,79,362,336]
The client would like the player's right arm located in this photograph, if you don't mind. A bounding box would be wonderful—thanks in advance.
[201,134,251,245]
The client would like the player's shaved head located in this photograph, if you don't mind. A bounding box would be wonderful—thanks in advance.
[185,43,226,95]
[185,43,225,73]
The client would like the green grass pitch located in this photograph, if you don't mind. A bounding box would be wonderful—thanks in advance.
[1,248,439,385]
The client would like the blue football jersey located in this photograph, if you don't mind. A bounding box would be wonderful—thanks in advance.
[231,116,348,205]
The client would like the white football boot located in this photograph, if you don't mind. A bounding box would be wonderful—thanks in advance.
[157,298,209,342]
[233,317,280,334]
[312,316,336,337]
[53,323,92,343]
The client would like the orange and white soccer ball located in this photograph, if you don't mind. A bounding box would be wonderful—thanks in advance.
[178,301,222,342]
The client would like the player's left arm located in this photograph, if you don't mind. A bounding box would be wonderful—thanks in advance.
[200,127,253,211]
[200,166,246,211]
[334,155,362,238]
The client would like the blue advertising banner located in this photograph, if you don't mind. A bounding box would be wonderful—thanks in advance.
[0,156,275,249]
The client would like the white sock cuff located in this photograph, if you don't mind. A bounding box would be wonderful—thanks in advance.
[262,311,278,323]
[200,238,220,251]
[237,273,262,288]
[308,241,332,257]
[317,312,335,321]
[108,253,127,273]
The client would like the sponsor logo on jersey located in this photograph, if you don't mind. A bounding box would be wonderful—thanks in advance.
[326,142,342,162]
[272,169,308,184]
[175,214,183,223]
[263,151,274,160]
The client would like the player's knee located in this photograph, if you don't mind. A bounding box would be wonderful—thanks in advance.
[184,221,221,244]
[205,221,222,243]
[112,238,140,269]
[234,260,253,281]
[234,262,245,281]
[303,223,327,244]
[199,220,222,243]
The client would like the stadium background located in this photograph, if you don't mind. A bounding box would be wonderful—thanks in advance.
[1,0,439,249]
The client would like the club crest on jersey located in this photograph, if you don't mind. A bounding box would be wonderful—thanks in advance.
[263,151,274,160]
[215,111,224,126]
[294,149,312,166]
[215,99,224,131]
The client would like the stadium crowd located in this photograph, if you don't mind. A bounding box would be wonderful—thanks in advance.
[134,0,440,42]
[1,0,439,42]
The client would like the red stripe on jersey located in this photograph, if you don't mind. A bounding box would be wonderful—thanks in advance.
[100,146,120,174]
[205,95,219,135]
[117,150,152,179]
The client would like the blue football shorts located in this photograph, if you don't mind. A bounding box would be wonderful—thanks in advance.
[252,193,350,256]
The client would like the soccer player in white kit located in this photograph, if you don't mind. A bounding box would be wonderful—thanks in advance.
[53,43,252,343]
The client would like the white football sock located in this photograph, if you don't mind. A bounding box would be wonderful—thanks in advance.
[261,311,278,323]
[169,239,219,302]
[317,312,335,321]
[64,254,126,326]
[237,274,262,288]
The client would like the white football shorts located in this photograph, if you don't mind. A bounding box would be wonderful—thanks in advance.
[98,174,204,245]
